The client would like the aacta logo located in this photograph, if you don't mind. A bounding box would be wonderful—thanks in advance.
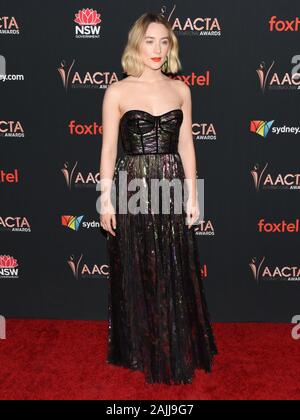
[74,8,102,39]
[256,61,275,93]
[256,59,300,92]
[61,161,100,190]
[0,120,24,138]
[0,217,31,232]
[0,17,19,35]
[251,163,300,191]
[57,59,75,92]
[69,120,102,136]
[160,5,221,36]
[250,257,300,283]
[61,215,84,231]
[194,220,215,236]
[258,219,299,233]
[269,16,300,32]
[67,254,109,279]
[0,255,19,279]
[193,122,217,141]
[0,169,19,184]
[57,59,118,91]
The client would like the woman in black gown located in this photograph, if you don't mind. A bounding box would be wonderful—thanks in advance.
[99,12,218,384]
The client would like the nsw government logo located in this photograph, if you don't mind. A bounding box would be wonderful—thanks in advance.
[74,8,102,39]
[0,255,19,279]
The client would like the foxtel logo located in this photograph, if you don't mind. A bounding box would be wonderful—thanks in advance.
[0,169,19,183]
[258,219,299,233]
[269,16,300,32]
[68,120,102,136]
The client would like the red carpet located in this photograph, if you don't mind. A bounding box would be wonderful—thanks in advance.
[0,320,299,400]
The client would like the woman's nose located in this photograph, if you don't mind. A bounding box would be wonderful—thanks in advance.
[154,44,161,54]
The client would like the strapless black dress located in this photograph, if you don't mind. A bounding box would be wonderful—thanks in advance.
[106,109,218,384]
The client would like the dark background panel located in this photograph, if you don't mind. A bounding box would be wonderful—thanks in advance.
[0,0,299,321]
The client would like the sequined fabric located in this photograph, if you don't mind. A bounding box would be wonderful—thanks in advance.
[106,109,218,384]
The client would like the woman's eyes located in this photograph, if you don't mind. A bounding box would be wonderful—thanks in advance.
[146,41,168,45]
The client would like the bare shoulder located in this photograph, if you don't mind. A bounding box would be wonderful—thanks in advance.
[105,80,123,97]
[169,79,190,108]
[105,78,133,101]
[172,78,190,96]
[103,81,126,115]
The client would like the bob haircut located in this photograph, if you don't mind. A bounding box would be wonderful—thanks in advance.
[121,12,182,77]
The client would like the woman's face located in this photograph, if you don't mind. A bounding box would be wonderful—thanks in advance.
[139,22,170,70]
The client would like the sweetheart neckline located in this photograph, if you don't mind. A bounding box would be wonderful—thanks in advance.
[120,108,183,121]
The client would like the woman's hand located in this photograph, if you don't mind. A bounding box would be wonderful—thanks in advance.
[185,196,200,229]
[100,200,117,237]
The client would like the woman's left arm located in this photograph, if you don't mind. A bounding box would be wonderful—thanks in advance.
[177,81,200,227]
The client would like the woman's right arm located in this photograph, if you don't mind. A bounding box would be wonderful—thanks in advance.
[99,82,121,236]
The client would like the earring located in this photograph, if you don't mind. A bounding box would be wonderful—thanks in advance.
[164,56,169,72]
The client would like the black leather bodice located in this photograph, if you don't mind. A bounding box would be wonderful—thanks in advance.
[119,109,183,155]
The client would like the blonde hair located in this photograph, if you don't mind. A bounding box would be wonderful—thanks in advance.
[121,12,182,77]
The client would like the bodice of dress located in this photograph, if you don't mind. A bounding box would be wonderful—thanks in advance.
[119,109,183,155]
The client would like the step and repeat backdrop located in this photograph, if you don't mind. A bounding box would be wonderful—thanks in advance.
[1,1,300,321]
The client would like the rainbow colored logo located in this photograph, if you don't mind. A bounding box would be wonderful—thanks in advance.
[250,120,275,138]
[61,215,84,231]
